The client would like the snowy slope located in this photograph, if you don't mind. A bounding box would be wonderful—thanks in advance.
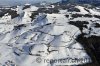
[0,4,100,66]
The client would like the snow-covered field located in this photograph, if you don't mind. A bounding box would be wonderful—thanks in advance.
[0,4,100,66]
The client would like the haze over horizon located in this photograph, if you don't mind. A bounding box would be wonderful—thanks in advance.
[0,0,61,6]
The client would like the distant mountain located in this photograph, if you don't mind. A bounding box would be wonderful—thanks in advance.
[0,0,61,6]
[60,0,100,6]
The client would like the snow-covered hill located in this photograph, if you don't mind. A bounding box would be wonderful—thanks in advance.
[0,4,100,66]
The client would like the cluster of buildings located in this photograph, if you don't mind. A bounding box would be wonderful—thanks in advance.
[61,0,100,5]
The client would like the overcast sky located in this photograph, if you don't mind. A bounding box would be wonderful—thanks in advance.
[0,0,61,6]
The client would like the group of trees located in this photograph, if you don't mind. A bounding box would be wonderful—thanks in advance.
[71,14,93,18]
[0,9,19,19]
[69,21,89,33]
[71,13,100,19]
[37,8,59,14]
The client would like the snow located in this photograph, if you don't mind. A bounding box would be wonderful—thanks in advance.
[0,13,11,23]
[59,10,67,14]
[30,6,39,11]
[1,4,100,66]
[89,9,100,15]
[75,6,89,14]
